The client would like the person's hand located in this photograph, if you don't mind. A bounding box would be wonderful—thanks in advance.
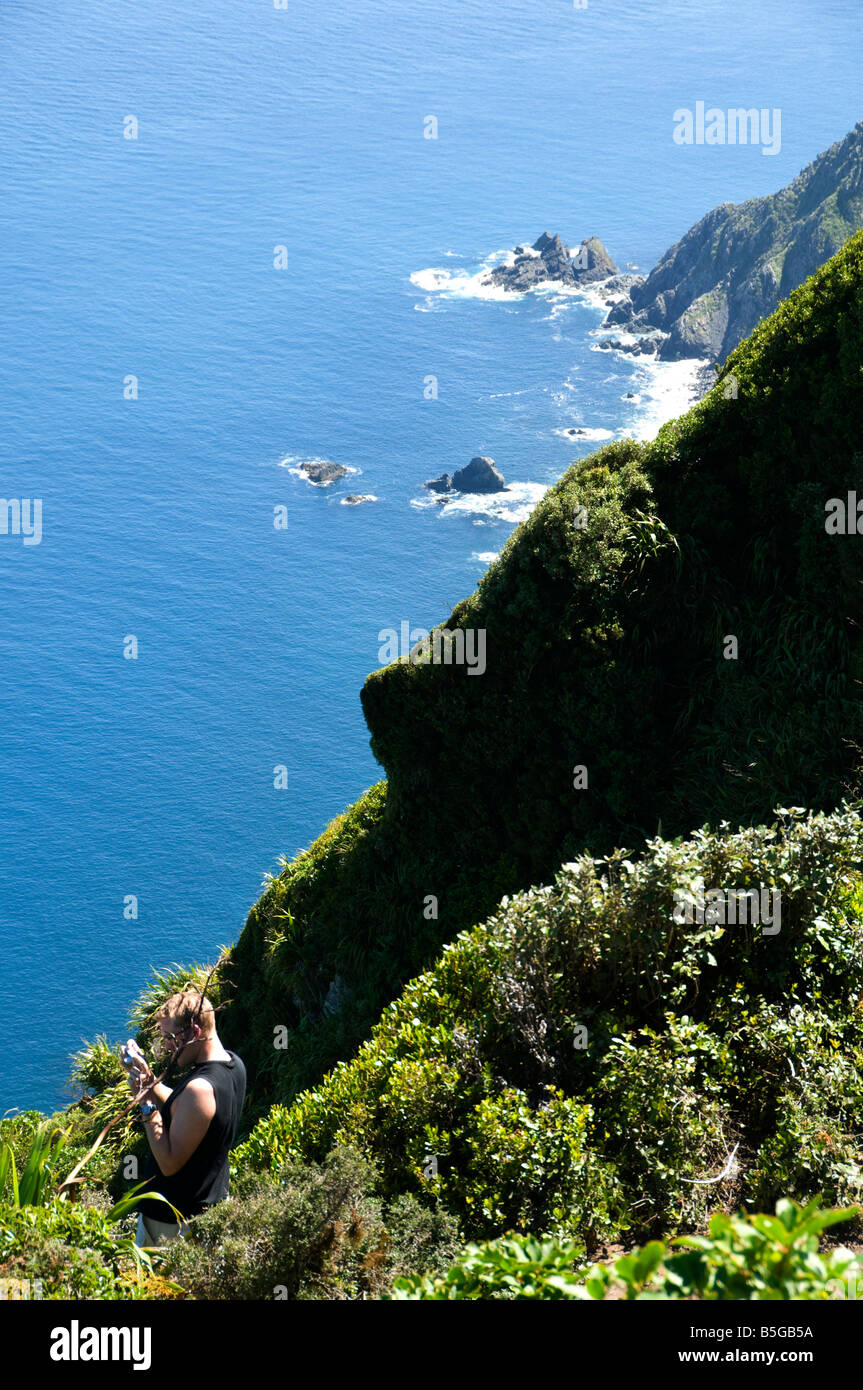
[128,1067,158,1103]
[120,1042,156,1098]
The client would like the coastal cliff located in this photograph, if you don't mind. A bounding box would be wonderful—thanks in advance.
[605,121,863,361]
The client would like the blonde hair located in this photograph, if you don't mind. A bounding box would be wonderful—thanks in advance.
[155,990,216,1039]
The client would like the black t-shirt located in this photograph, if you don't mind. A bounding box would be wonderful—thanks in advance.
[136,1050,246,1223]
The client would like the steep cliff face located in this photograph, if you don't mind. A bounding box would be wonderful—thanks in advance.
[223,234,863,1110]
[606,122,863,360]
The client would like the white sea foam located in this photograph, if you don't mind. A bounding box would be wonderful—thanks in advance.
[572,279,622,313]
[410,267,458,292]
[410,263,515,302]
[553,426,615,442]
[622,357,709,440]
[411,248,622,307]
[589,326,646,349]
[339,493,377,505]
[544,296,584,322]
[471,551,500,563]
[412,480,548,525]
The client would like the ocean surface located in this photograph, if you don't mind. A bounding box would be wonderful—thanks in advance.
[1,0,860,1114]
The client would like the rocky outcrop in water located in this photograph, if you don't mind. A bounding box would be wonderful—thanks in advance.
[425,473,453,494]
[452,457,507,493]
[301,460,349,485]
[425,457,507,495]
[483,232,618,293]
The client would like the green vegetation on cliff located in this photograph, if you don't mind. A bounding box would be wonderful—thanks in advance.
[222,231,863,1120]
[233,807,863,1250]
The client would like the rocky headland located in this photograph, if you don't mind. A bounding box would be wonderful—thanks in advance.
[602,121,863,362]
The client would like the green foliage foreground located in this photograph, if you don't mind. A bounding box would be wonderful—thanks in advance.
[390,1197,863,1300]
[234,807,863,1250]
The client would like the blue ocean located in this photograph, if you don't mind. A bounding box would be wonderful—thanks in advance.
[1,0,860,1113]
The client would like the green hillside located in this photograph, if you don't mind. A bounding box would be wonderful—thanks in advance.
[233,806,863,1246]
[221,230,863,1121]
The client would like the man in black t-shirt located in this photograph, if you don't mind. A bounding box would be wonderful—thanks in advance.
[121,989,246,1248]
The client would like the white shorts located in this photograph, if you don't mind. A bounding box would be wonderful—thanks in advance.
[135,1211,191,1247]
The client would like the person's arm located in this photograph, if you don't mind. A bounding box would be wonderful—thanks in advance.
[143,1076,174,1107]
[140,1078,216,1178]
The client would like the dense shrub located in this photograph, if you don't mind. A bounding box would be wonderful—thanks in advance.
[591,1015,737,1230]
[0,1201,156,1300]
[582,1197,863,1301]
[392,1198,863,1301]
[161,1145,461,1301]
[389,1232,591,1300]
[234,806,863,1245]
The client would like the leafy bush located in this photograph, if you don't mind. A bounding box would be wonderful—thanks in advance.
[583,1197,863,1300]
[162,1145,460,1301]
[389,1233,590,1300]
[380,1192,463,1284]
[592,1015,736,1230]
[393,1198,863,1300]
[234,807,863,1245]
[0,1200,160,1299]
